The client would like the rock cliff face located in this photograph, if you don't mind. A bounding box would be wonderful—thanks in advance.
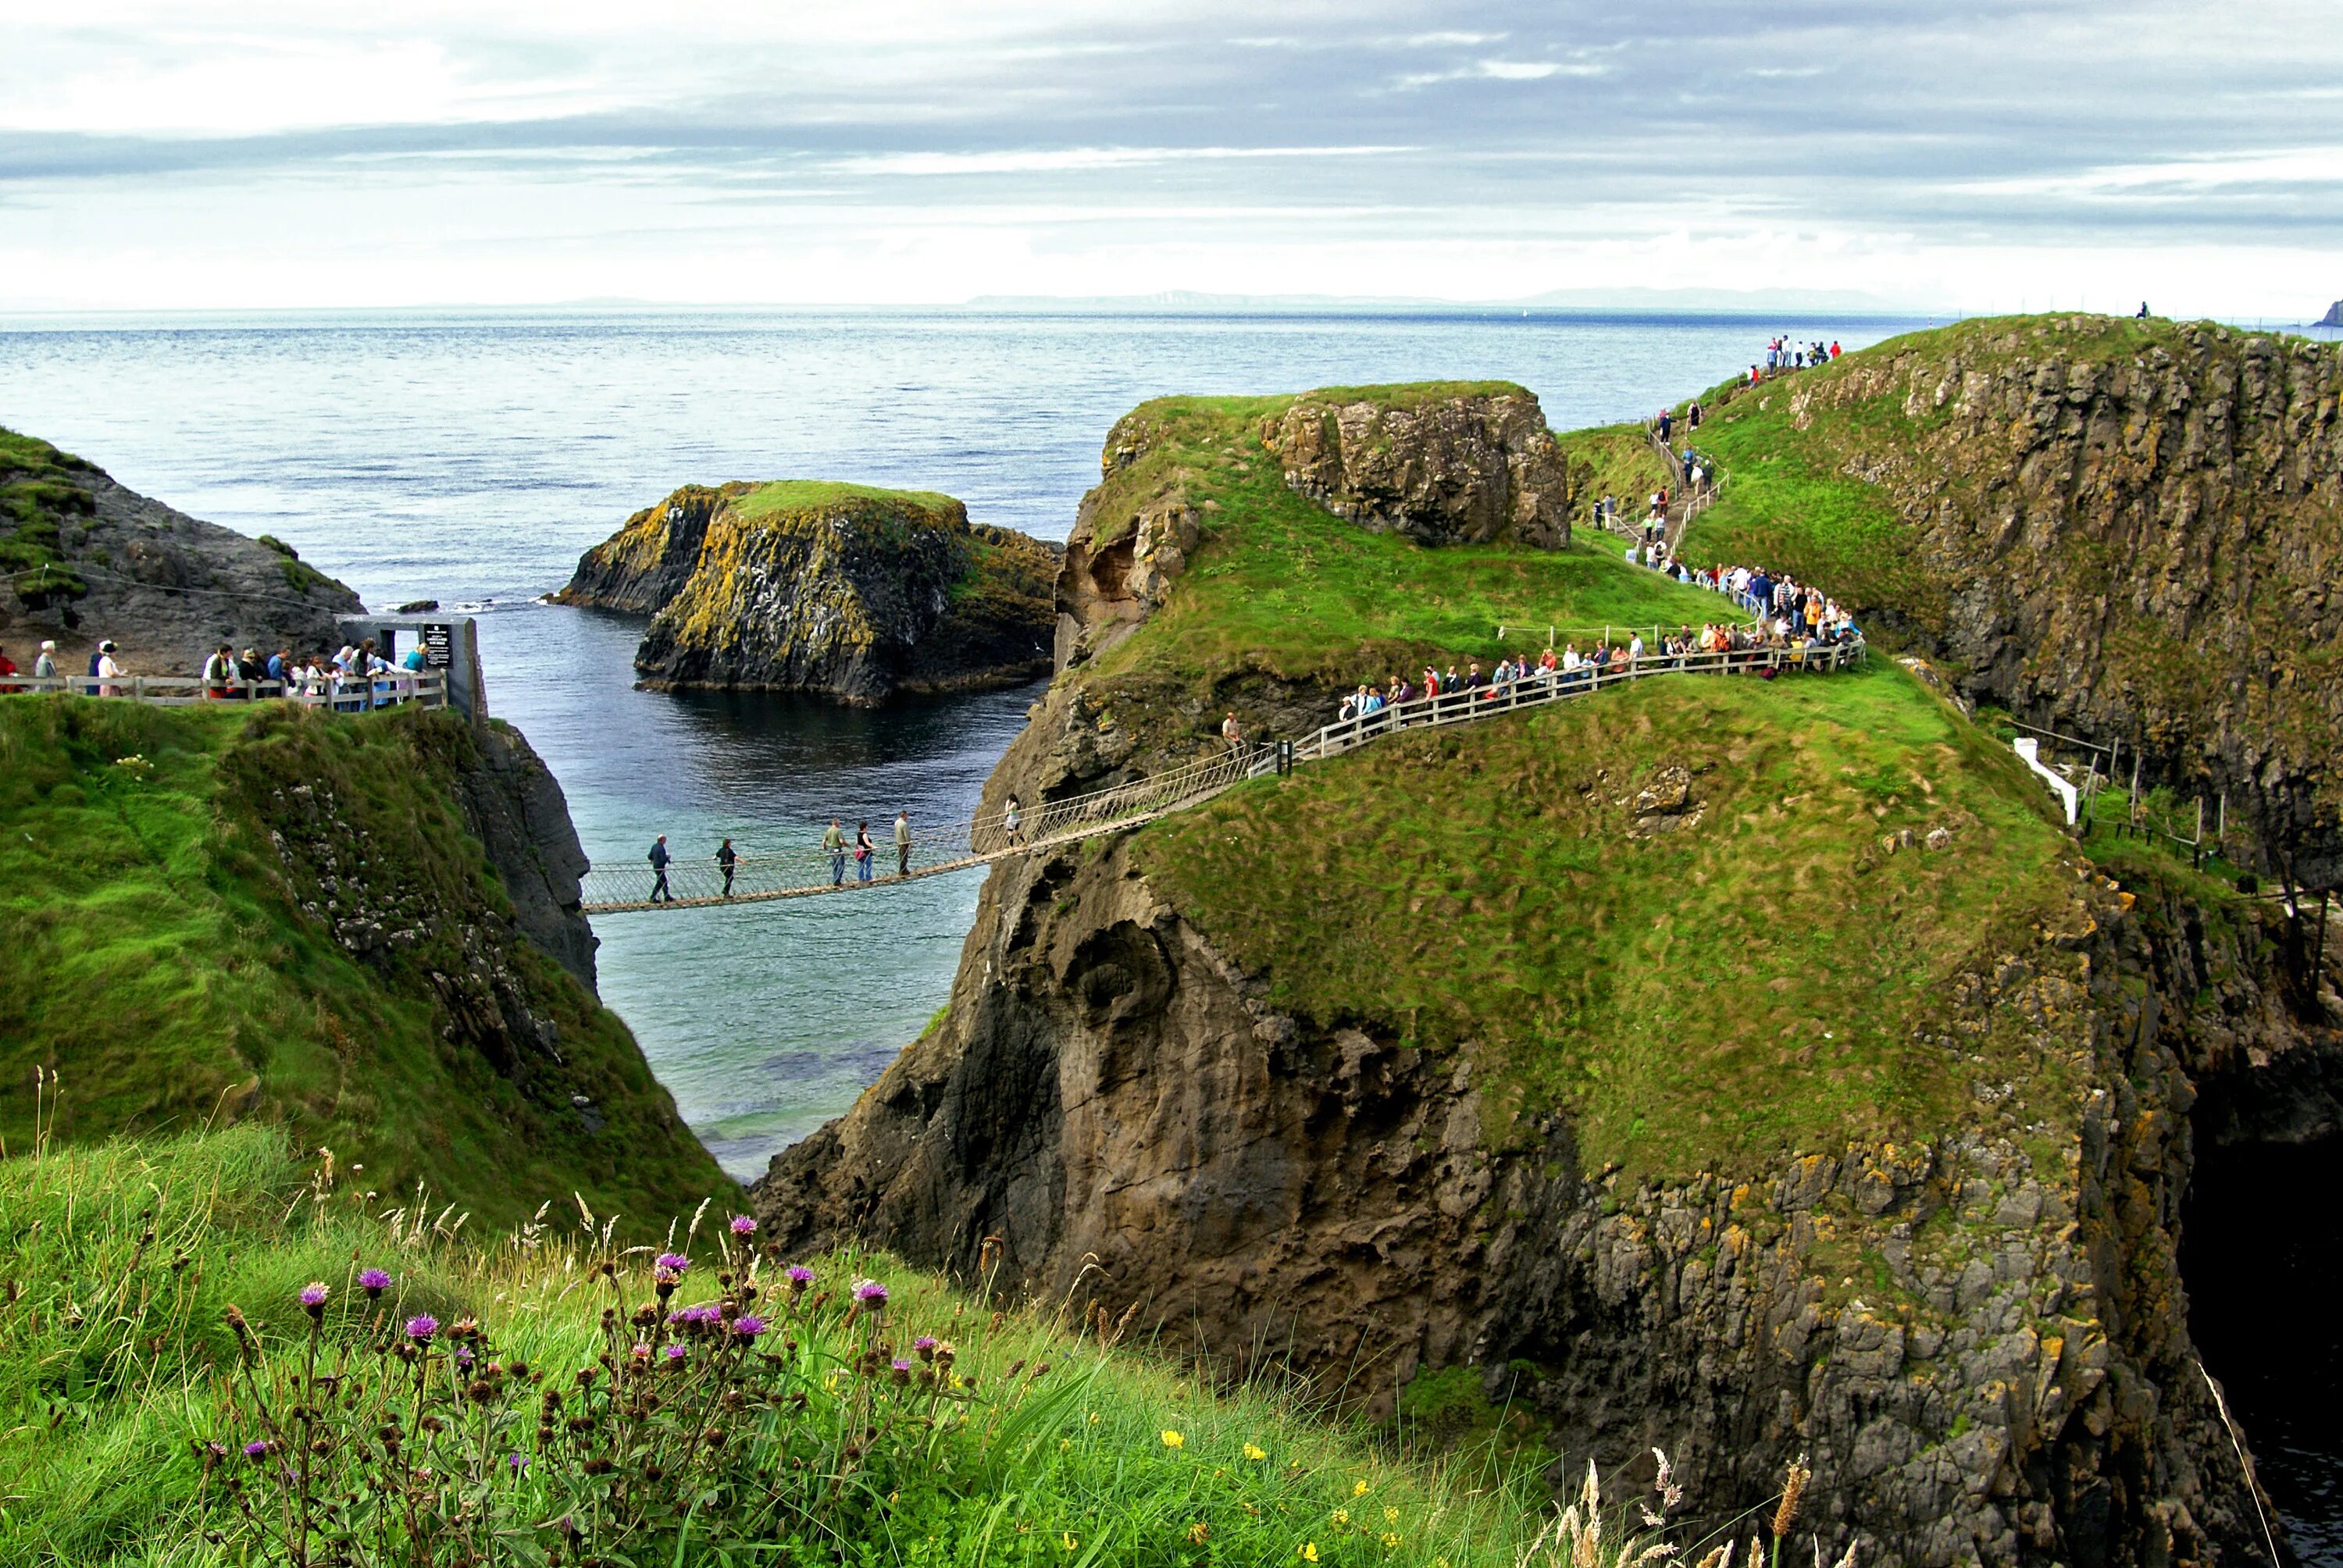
[449,720,601,992]
[758,789,2329,1566]
[1263,387,1576,548]
[0,426,362,675]
[1699,318,2343,882]
[558,481,1058,704]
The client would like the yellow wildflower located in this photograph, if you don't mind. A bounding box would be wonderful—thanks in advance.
[1187,1521,1210,1545]
[1384,1507,1400,1523]
[1061,1532,1079,1552]
[1353,1479,1371,1497]
[1382,1533,1402,1550]
[1161,1429,1185,1450]
[1299,1545,1320,1563]
[1243,1442,1269,1461]
[1332,1509,1351,1527]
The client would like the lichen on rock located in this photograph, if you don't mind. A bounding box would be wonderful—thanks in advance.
[558,479,1059,704]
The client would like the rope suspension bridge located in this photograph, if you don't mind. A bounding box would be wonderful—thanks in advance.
[577,638,1867,914]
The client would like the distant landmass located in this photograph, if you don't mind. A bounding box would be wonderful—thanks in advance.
[962,285,1935,315]
[2319,300,2342,328]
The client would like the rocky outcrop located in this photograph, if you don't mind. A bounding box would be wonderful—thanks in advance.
[758,807,2326,1566]
[450,720,601,992]
[0,427,362,676]
[558,481,1058,705]
[1721,319,2343,882]
[1262,387,1577,548]
[1053,386,1585,674]
[2316,301,2341,330]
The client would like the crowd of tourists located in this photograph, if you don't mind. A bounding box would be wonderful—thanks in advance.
[1327,558,1860,727]
[1750,336,1841,383]
[0,635,431,707]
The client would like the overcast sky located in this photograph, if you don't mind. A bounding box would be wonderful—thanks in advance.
[2,0,2338,315]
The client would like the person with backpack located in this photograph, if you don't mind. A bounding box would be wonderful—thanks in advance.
[647,835,674,903]
[715,837,736,898]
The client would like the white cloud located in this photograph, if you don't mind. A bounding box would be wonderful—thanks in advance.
[826,145,1416,177]
[1950,146,2343,198]
[1393,58,1603,88]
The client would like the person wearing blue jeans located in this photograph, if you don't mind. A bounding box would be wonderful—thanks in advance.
[647,836,674,903]
[855,821,876,883]
[823,818,847,886]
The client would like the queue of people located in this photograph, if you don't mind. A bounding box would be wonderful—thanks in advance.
[644,810,920,903]
[1325,547,1861,730]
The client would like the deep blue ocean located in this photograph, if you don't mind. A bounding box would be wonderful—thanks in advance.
[11,307,2330,1551]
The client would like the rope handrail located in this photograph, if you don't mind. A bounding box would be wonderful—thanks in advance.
[579,636,1867,913]
[1298,639,1866,761]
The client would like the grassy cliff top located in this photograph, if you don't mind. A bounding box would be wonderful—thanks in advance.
[1082,390,1721,692]
[1135,661,2081,1181]
[727,478,965,524]
[0,697,727,1227]
[2,1126,1564,1565]
[0,423,99,598]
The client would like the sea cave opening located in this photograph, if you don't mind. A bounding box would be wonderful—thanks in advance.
[2181,1128,2343,1563]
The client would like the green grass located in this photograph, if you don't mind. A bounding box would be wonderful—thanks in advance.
[1550,424,1671,514]
[0,1127,1569,1567]
[729,480,964,523]
[0,697,728,1228]
[1082,396,1726,693]
[0,425,98,603]
[1132,659,2079,1180]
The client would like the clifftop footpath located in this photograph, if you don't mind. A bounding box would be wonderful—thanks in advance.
[1680,315,2343,882]
[559,479,1058,704]
[757,358,2340,1566]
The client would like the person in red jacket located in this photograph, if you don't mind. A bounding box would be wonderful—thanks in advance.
[1829,340,1842,358]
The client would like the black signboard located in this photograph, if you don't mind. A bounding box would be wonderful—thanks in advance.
[420,623,454,669]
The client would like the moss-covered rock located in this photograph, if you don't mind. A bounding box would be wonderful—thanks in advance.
[558,480,1059,704]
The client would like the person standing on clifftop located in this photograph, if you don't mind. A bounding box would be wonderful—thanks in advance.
[647,835,674,903]
[894,811,912,878]
[1221,711,1243,751]
[34,641,58,681]
[823,818,847,886]
[204,643,235,700]
[716,837,736,898]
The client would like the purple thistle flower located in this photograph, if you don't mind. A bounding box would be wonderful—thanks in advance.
[654,1253,690,1275]
[663,1343,686,1362]
[914,1335,938,1352]
[358,1268,393,1296]
[785,1265,815,1288]
[243,1440,270,1459]
[729,1213,757,1236]
[892,1356,912,1372]
[405,1314,439,1342]
[733,1315,767,1339]
[298,1281,329,1308]
[629,1342,652,1364]
[506,1452,528,1471]
[455,1345,475,1367]
[852,1278,888,1306]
